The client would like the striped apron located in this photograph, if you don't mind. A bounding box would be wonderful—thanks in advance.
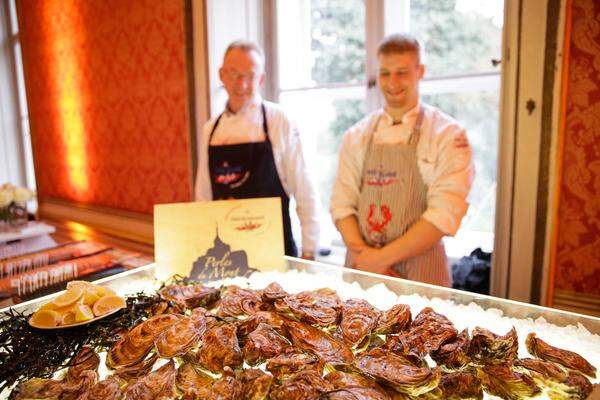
[353,109,451,287]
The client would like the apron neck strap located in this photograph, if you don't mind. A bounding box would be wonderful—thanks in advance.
[408,107,425,145]
[261,103,270,143]
[209,113,224,142]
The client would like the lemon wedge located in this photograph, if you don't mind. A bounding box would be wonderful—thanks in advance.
[61,311,77,326]
[81,288,100,306]
[66,280,94,291]
[52,287,84,309]
[92,295,126,317]
[96,286,116,298]
[38,301,58,311]
[30,310,61,328]
[73,304,94,322]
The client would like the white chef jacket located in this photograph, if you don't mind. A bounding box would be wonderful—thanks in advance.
[330,102,474,236]
[195,98,321,253]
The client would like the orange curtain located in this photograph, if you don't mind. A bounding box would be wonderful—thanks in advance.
[17,0,193,214]
[549,0,600,302]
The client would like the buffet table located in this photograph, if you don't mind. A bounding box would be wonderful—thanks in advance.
[1,258,599,399]
[6,259,599,333]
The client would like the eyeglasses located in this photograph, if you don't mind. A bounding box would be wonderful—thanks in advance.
[222,68,259,81]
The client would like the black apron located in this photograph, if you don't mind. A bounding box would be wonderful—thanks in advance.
[208,104,298,257]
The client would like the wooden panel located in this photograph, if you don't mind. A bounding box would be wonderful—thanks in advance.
[553,290,600,318]
[39,198,153,255]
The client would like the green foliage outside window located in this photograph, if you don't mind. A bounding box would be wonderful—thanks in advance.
[411,0,502,76]
[306,0,501,233]
[311,0,365,84]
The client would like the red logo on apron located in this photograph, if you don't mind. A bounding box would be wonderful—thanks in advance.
[215,162,245,185]
[367,204,392,235]
[216,172,243,184]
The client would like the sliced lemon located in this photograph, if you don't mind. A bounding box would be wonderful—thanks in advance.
[66,280,94,291]
[96,286,116,297]
[38,301,58,311]
[81,288,100,306]
[92,295,126,317]
[61,311,77,325]
[38,302,75,317]
[30,310,61,328]
[56,304,76,315]
[73,304,94,322]
[52,287,84,309]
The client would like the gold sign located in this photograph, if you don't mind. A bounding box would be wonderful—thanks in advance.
[154,198,285,281]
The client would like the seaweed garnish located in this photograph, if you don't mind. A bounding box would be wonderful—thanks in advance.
[0,292,163,392]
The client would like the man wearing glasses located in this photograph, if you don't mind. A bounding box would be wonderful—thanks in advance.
[195,40,320,259]
[331,34,474,286]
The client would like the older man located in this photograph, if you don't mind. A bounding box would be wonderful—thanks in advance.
[195,40,320,259]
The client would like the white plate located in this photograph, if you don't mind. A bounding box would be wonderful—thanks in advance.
[29,306,125,330]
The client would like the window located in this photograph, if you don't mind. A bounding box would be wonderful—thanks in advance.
[0,0,36,203]
[406,0,503,258]
[275,0,367,248]
[273,0,503,259]
[206,0,503,260]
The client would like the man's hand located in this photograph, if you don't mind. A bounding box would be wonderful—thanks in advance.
[353,246,392,275]
[300,251,315,261]
[335,216,367,265]
[346,242,368,267]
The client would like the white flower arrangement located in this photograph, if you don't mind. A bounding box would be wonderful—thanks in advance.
[0,189,11,208]
[0,183,35,207]
[0,183,35,226]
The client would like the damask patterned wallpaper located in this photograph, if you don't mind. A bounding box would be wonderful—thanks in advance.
[16,0,192,214]
[554,0,600,296]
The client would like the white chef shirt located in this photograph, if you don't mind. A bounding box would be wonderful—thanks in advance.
[330,102,474,236]
[195,98,321,253]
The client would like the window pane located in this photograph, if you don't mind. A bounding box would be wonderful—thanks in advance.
[279,87,366,244]
[422,90,498,235]
[9,0,19,35]
[277,0,365,89]
[388,0,503,76]
[423,90,498,257]
[13,43,28,116]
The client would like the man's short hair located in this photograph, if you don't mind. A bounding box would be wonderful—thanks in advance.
[377,33,421,63]
[223,40,265,68]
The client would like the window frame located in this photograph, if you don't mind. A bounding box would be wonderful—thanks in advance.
[0,0,35,194]
[265,0,503,250]
[266,1,503,109]
[198,0,563,304]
